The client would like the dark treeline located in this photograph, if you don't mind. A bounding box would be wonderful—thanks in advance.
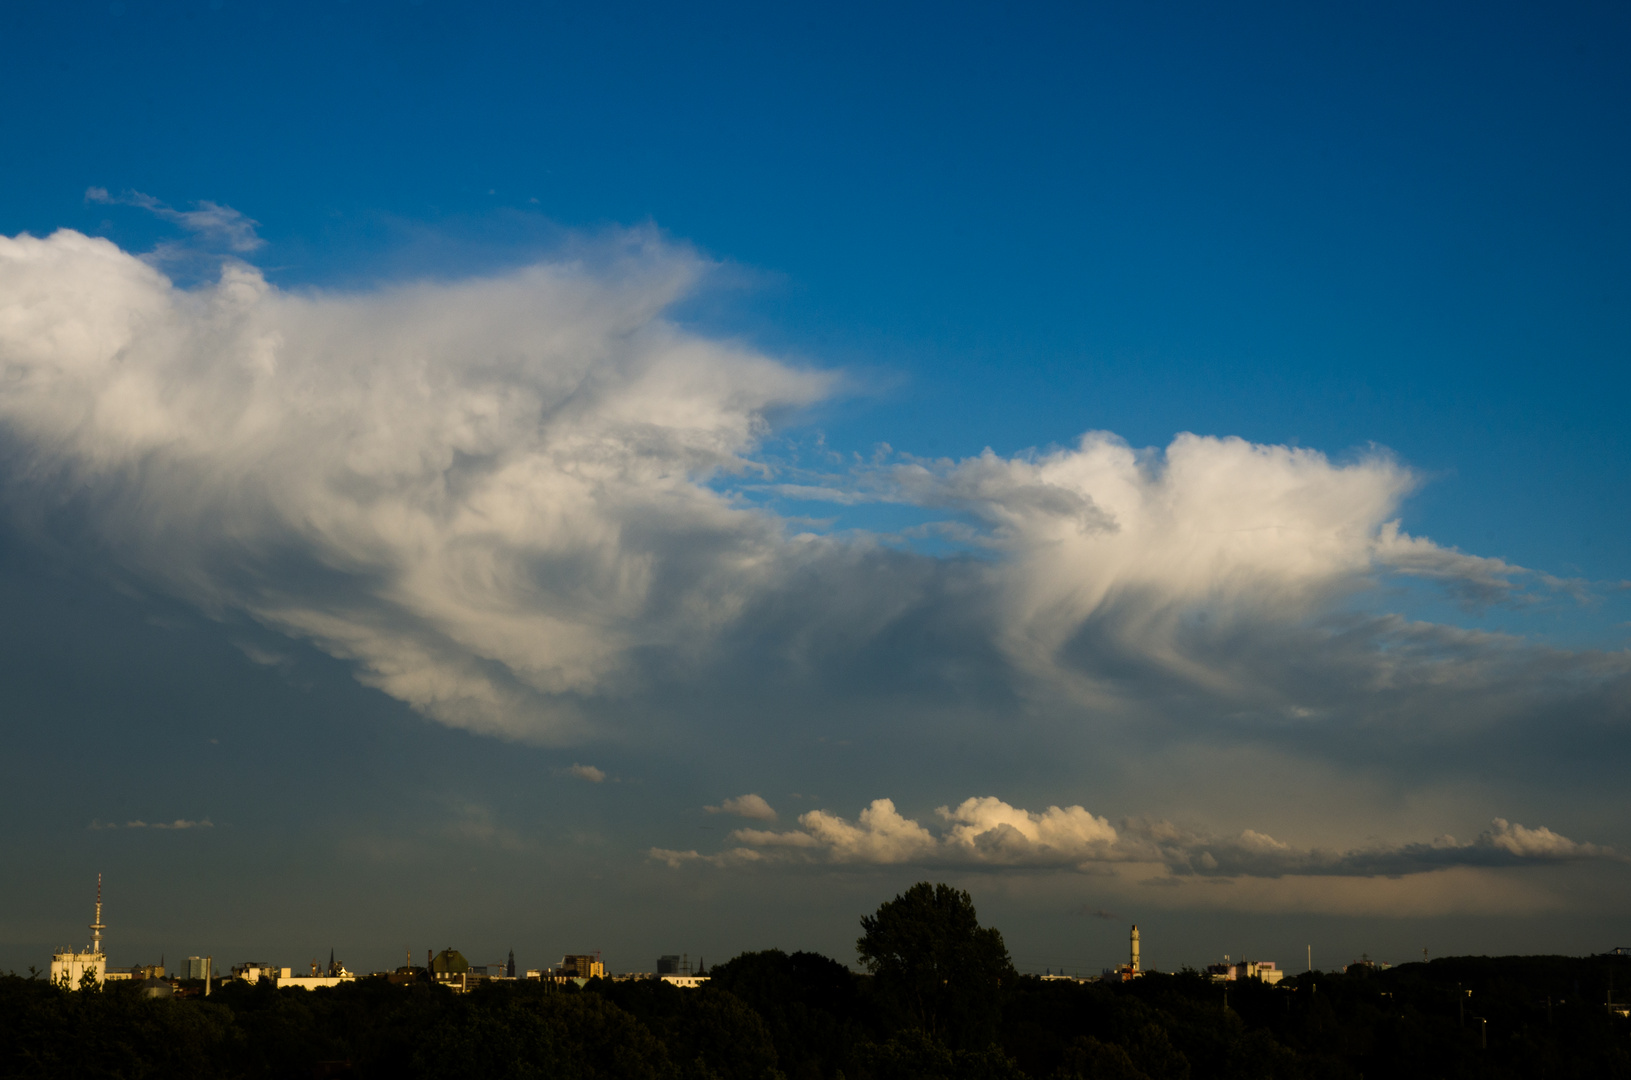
[3,883,1629,1079]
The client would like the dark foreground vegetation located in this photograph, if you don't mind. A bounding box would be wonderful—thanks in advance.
[3,883,1629,1079]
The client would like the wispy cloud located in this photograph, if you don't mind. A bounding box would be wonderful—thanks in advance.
[569,764,607,783]
[655,795,1616,880]
[86,187,263,252]
[648,846,767,869]
[1372,522,1533,608]
[233,640,291,667]
[90,818,213,830]
[438,802,529,850]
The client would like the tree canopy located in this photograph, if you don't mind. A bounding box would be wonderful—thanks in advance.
[856,881,1016,1048]
[4,889,1630,1079]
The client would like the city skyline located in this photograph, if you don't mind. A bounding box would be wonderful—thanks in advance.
[2,0,1629,979]
[38,872,1434,982]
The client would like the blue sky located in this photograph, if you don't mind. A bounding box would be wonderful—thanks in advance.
[1,0,1628,978]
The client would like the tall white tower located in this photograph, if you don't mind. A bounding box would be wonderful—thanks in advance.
[1130,924,1141,973]
[50,876,108,989]
[90,874,105,957]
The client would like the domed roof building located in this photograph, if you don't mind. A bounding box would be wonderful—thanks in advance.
[431,948,468,975]
[431,948,470,990]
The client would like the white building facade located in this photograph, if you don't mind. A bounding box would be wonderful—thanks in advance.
[50,948,105,990]
[50,876,107,990]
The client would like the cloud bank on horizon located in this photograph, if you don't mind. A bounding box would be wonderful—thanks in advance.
[0,224,1625,757]
[651,796,1616,879]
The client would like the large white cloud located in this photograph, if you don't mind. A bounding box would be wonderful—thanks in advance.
[0,226,1619,748]
[0,228,829,739]
[874,435,1555,708]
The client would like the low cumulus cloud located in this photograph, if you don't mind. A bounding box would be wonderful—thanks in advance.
[705,794,777,820]
[0,225,1623,756]
[649,796,1617,879]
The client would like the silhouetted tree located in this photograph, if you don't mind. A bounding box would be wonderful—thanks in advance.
[856,882,1015,1049]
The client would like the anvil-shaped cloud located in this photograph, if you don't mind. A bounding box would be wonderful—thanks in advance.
[0,228,1623,749]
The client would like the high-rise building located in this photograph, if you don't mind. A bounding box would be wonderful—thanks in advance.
[187,956,210,980]
[49,876,108,989]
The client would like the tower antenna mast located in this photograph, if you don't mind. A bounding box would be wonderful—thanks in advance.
[90,874,106,956]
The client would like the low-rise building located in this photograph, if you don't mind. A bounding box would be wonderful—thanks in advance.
[105,964,166,982]
[1205,959,1284,985]
[231,952,354,989]
[231,962,287,984]
[279,973,355,990]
